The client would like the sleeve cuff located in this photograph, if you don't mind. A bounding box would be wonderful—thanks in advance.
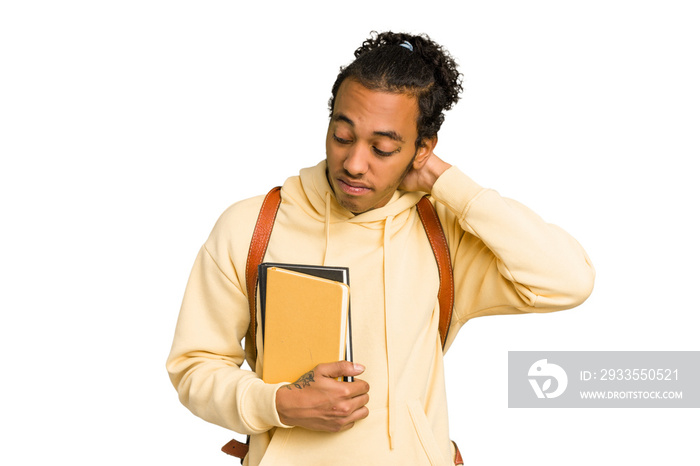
[240,379,293,431]
[430,166,487,217]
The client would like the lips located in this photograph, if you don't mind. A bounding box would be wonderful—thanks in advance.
[337,178,371,196]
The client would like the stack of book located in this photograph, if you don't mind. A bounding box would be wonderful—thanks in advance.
[259,263,353,383]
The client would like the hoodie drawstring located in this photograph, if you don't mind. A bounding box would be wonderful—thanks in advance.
[323,192,331,265]
[383,214,396,449]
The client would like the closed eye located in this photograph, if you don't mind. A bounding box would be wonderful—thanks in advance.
[372,147,397,157]
[333,134,352,144]
[334,133,399,157]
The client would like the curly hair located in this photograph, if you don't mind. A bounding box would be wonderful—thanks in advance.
[329,31,463,148]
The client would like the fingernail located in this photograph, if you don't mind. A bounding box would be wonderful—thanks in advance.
[353,363,365,372]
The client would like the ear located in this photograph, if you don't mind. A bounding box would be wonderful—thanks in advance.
[412,135,438,169]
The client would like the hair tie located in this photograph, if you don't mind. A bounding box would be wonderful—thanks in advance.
[399,40,414,52]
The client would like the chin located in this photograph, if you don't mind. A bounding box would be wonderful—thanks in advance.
[338,198,365,214]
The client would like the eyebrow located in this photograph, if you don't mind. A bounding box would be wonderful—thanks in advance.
[333,113,406,143]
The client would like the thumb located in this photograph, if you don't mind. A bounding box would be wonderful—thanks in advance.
[317,361,365,379]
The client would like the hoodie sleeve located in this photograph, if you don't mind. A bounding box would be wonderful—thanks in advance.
[430,166,595,327]
[166,201,289,434]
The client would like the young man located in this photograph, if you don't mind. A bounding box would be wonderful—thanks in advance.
[167,32,595,465]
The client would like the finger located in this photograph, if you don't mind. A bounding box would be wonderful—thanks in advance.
[337,406,370,432]
[338,422,355,432]
[343,378,370,397]
[344,393,370,414]
[351,405,369,422]
[353,392,370,408]
[334,393,370,423]
[316,361,365,379]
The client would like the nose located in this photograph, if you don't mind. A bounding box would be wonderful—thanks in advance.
[343,145,370,177]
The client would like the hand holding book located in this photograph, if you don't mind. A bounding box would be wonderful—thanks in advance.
[260,263,367,431]
[275,361,370,432]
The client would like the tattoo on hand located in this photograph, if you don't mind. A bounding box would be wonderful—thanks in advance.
[285,370,315,390]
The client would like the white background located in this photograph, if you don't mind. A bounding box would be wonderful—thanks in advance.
[1,1,698,464]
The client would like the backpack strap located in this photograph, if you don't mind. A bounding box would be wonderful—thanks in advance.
[225,187,282,463]
[415,195,455,350]
[245,186,282,365]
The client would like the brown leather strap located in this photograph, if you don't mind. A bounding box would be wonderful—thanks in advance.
[245,186,282,364]
[221,438,249,462]
[416,195,454,349]
[453,441,464,465]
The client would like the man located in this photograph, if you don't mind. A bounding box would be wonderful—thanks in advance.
[167,31,595,465]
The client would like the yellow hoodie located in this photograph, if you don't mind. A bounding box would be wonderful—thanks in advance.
[167,161,594,465]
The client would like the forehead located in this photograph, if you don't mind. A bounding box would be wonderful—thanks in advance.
[332,79,419,135]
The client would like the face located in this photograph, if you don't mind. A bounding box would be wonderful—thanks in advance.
[326,79,429,214]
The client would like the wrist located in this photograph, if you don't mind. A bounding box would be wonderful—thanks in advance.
[274,384,297,428]
[423,157,451,193]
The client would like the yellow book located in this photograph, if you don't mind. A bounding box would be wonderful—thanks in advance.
[261,267,350,384]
